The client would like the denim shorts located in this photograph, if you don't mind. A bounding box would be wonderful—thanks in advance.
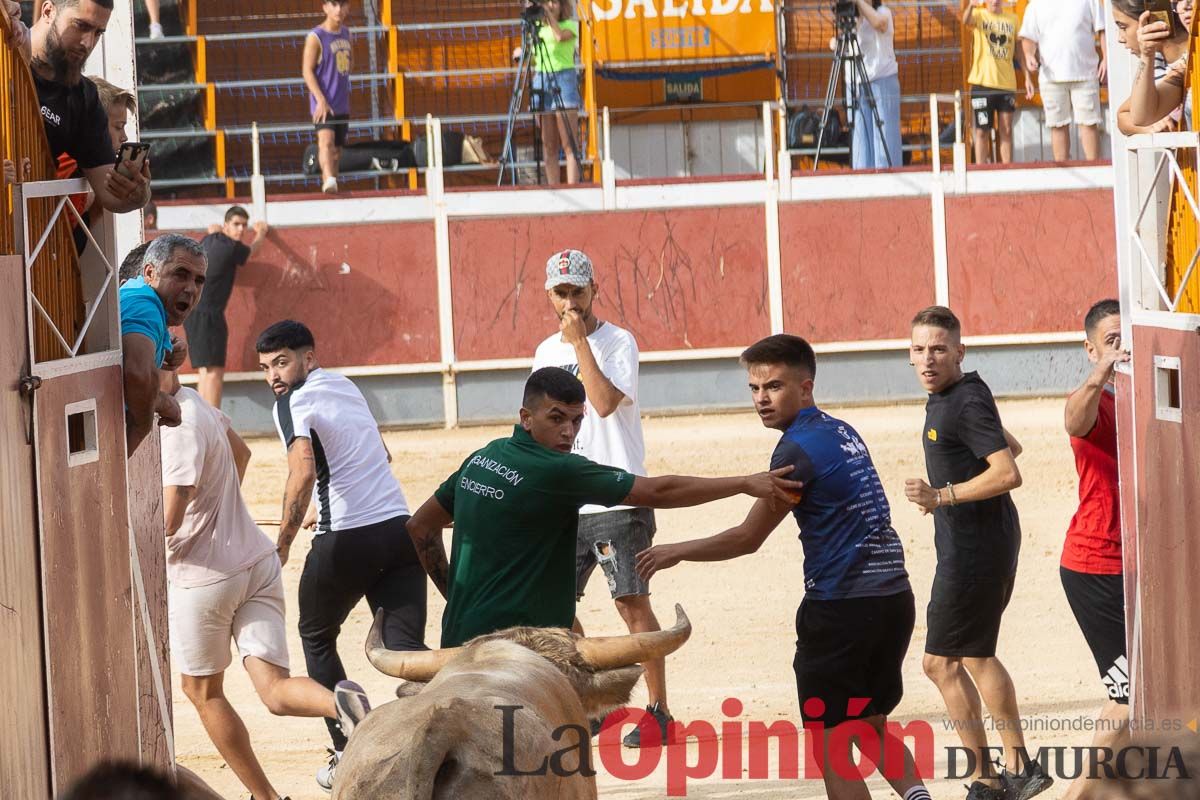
[533,68,581,111]
[576,507,656,599]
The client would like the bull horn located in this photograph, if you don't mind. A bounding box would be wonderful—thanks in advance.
[364,609,462,681]
[575,603,691,670]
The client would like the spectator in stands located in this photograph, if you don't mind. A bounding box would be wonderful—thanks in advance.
[186,206,269,409]
[1019,0,1107,162]
[145,200,158,230]
[1129,1,1194,130]
[121,234,206,454]
[839,0,902,170]
[302,0,352,194]
[526,0,582,184]
[1110,0,1190,134]
[22,0,152,214]
[92,74,135,149]
[144,0,164,39]
[963,0,1027,164]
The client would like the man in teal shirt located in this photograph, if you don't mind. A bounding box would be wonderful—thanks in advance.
[119,234,207,453]
[406,367,801,647]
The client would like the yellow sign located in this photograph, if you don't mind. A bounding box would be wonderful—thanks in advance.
[585,0,777,65]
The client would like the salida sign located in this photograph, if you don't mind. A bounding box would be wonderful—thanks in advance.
[586,0,777,65]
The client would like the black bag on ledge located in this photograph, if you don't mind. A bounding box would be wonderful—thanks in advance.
[301,140,417,175]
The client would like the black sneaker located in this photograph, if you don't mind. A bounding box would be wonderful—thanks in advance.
[965,781,1007,800]
[622,702,673,748]
[1001,760,1054,800]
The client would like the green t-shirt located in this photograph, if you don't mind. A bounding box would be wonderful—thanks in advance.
[534,19,578,74]
[435,425,634,647]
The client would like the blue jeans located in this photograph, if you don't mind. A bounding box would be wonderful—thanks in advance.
[851,72,902,170]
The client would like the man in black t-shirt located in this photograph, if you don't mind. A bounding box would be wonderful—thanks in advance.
[23,0,151,214]
[186,205,269,407]
[905,306,1052,800]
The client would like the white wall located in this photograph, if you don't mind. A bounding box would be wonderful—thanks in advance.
[611,120,766,179]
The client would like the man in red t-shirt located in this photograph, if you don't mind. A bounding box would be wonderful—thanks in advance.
[1061,298,1130,800]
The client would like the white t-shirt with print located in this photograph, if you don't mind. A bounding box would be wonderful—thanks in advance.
[271,368,410,532]
[161,387,276,588]
[1018,0,1104,84]
[532,321,647,515]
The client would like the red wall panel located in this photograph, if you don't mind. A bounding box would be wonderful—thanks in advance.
[175,222,440,372]
[778,197,936,342]
[945,190,1117,335]
[449,207,771,361]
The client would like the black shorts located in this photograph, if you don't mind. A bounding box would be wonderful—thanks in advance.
[1061,567,1129,705]
[576,507,656,600]
[794,590,915,728]
[182,309,228,369]
[970,85,1016,130]
[315,113,350,147]
[925,573,1015,658]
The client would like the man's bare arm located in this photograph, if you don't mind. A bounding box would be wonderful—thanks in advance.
[226,427,252,484]
[622,467,802,509]
[163,485,196,537]
[277,437,317,564]
[635,498,793,581]
[123,333,161,453]
[406,496,453,599]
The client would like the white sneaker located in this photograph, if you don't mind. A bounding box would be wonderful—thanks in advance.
[148,22,164,39]
[315,748,340,793]
[321,177,339,194]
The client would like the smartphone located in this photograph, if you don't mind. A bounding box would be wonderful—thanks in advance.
[114,141,150,179]
[1145,0,1178,33]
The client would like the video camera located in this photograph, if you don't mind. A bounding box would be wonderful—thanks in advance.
[833,0,857,22]
[521,0,544,23]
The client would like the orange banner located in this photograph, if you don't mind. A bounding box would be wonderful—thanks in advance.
[585,0,777,65]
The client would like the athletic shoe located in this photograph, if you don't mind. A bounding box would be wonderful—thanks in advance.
[315,748,339,793]
[965,781,1006,800]
[322,177,339,194]
[148,22,164,39]
[622,702,673,748]
[1001,760,1054,800]
[335,679,372,740]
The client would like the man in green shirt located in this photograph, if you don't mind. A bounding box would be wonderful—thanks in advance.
[407,367,802,647]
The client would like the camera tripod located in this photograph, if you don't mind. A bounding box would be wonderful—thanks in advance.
[497,12,582,186]
[813,10,893,170]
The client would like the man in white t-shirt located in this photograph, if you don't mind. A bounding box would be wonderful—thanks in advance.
[256,320,428,791]
[160,369,340,800]
[530,249,672,748]
[1019,0,1107,161]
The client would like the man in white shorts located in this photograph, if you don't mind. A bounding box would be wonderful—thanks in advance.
[531,249,673,748]
[1019,0,1106,162]
[161,370,355,800]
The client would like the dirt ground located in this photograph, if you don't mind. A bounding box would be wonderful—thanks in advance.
[174,398,1110,799]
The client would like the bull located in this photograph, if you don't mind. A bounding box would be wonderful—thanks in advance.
[332,605,692,799]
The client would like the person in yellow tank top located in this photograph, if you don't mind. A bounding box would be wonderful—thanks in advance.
[963,0,1027,164]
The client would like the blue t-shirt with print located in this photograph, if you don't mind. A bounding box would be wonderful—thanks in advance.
[771,406,910,601]
[119,277,172,368]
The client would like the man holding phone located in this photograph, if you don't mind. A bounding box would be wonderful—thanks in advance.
[22,0,151,213]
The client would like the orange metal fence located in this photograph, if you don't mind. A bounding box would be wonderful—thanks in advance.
[1,13,86,362]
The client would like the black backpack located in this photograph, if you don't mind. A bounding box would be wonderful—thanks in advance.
[301,140,417,175]
[788,106,844,149]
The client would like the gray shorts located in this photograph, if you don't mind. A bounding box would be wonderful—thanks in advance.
[576,507,656,600]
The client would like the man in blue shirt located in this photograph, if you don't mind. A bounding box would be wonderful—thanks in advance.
[637,334,930,800]
[119,234,207,453]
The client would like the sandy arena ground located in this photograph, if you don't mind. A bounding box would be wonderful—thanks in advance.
[174,397,1111,799]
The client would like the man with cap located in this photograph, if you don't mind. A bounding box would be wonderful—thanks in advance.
[530,249,671,747]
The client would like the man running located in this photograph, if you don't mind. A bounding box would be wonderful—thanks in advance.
[404,367,802,651]
[531,249,671,746]
[160,369,342,800]
[636,334,931,800]
[1061,299,1130,800]
[904,305,1051,800]
[257,320,426,792]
